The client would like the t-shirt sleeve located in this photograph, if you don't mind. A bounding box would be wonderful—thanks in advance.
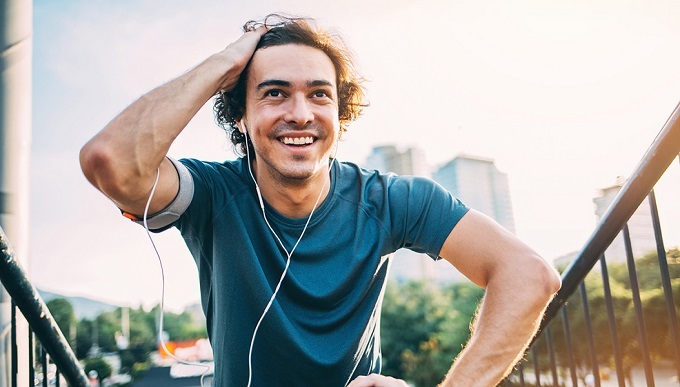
[121,156,195,233]
[388,176,469,260]
[172,158,215,236]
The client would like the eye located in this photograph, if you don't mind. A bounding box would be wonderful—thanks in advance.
[312,90,331,98]
[265,89,283,98]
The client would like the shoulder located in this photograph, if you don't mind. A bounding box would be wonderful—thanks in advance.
[179,157,247,186]
[334,161,465,214]
[179,157,243,174]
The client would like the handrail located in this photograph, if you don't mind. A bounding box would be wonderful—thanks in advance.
[541,100,680,328]
[0,226,89,386]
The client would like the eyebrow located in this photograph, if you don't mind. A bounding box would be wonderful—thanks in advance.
[256,79,335,91]
[308,80,334,88]
[256,79,291,91]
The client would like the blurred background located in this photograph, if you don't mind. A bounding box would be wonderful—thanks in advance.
[0,0,677,385]
[29,0,680,313]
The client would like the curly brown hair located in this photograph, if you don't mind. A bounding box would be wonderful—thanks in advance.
[214,14,368,156]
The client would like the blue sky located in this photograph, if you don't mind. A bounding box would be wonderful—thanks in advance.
[30,0,680,310]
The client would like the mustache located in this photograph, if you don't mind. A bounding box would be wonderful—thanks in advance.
[270,122,326,138]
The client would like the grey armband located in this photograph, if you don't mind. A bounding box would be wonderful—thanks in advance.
[122,157,194,230]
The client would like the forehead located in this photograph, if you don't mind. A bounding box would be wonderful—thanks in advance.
[247,44,337,89]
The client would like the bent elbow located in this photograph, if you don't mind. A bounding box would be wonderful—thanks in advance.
[79,140,132,199]
[533,256,562,302]
[80,140,111,188]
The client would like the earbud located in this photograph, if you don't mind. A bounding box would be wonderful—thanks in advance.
[239,119,247,134]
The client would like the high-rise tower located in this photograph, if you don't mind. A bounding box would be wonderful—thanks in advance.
[433,154,516,234]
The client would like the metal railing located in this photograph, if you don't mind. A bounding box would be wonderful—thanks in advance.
[0,227,89,386]
[505,101,680,386]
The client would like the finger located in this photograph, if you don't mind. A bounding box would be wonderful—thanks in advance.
[347,375,375,387]
[249,25,269,35]
[347,374,408,387]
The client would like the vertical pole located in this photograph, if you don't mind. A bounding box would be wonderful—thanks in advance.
[0,1,33,387]
[122,306,129,344]
[531,346,541,386]
[545,326,559,387]
[40,344,47,387]
[28,328,33,386]
[600,254,625,386]
[10,300,16,387]
[579,282,600,386]
[623,224,655,386]
[648,190,680,380]
[560,307,578,387]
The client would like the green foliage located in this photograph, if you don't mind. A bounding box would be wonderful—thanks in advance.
[74,304,207,363]
[380,280,484,386]
[84,356,112,381]
[46,298,76,343]
[535,247,680,383]
[131,360,151,379]
[75,319,93,359]
[383,248,678,386]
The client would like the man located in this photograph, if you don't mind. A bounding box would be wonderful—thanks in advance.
[80,15,560,386]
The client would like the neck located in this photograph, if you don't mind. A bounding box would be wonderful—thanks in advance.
[251,159,332,219]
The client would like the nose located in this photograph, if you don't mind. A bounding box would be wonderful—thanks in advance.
[284,94,314,127]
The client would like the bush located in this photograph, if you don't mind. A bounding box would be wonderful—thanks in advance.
[84,356,112,382]
[131,361,151,379]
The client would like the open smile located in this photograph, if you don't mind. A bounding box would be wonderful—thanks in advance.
[278,136,317,146]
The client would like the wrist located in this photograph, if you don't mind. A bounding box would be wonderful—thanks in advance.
[209,50,244,93]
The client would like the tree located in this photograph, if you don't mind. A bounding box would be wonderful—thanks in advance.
[380,280,484,386]
[84,356,112,382]
[46,298,76,344]
[76,319,93,359]
[540,247,680,385]
[381,281,449,380]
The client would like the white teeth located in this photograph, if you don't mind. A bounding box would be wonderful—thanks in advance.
[281,137,314,145]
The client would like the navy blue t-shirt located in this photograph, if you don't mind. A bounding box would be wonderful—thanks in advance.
[174,157,468,386]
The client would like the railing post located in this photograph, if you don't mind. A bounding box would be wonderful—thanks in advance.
[560,307,578,387]
[623,224,655,386]
[648,190,680,380]
[544,326,558,387]
[600,255,625,387]
[10,300,16,387]
[0,228,89,386]
[579,281,600,386]
[531,346,541,386]
[28,328,33,387]
[40,344,47,387]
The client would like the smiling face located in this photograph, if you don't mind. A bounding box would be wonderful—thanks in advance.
[242,44,340,187]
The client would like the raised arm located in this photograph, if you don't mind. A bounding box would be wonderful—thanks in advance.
[79,27,267,216]
[438,209,561,386]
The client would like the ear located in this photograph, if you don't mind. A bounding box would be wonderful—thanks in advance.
[237,118,246,134]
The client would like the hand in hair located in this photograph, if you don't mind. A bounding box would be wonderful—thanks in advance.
[216,25,268,93]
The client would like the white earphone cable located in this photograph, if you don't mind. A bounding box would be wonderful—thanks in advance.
[244,128,338,387]
[143,167,211,387]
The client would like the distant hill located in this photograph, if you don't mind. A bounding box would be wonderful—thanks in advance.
[39,289,119,320]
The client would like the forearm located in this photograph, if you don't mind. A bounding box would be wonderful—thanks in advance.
[440,265,559,386]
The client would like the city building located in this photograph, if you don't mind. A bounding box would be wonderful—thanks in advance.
[593,177,656,263]
[432,154,516,235]
[364,145,430,177]
[364,145,438,282]
[364,148,516,284]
